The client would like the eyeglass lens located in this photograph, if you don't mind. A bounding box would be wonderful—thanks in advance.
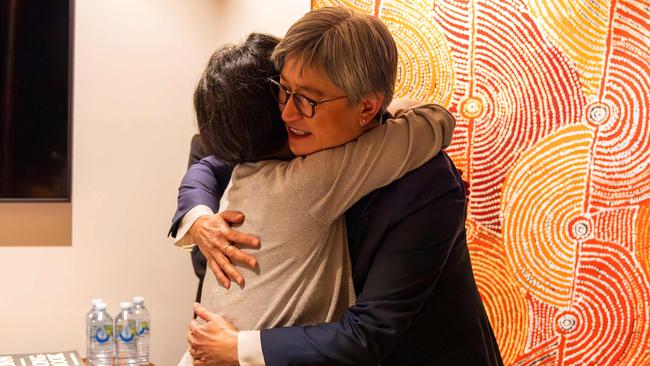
[270,80,313,118]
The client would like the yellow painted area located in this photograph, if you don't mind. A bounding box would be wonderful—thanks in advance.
[313,0,374,14]
[501,125,594,307]
[526,0,609,96]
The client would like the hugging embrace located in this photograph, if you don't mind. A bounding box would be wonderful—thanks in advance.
[171,6,502,366]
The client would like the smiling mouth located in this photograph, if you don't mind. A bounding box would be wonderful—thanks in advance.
[288,127,311,136]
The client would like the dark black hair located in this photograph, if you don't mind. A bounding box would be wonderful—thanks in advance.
[194,33,287,164]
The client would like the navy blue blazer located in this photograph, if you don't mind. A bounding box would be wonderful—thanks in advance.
[169,152,502,365]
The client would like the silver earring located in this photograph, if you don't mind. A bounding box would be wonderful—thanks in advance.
[360,119,366,127]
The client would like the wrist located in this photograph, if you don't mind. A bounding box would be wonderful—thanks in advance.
[188,214,210,242]
[230,330,240,365]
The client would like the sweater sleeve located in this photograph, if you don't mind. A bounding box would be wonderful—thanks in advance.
[283,103,455,224]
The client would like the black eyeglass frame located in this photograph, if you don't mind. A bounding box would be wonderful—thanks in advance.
[267,78,347,118]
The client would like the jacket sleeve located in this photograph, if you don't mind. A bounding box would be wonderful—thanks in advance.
[260,249,448,365]
[260,156,468,365]
[168,155,232,237]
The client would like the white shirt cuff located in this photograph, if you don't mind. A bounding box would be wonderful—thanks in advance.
[174,205,214,249]
[238,330,265,366]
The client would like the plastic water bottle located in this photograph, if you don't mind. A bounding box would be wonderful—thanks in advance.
[86,298,103,359]
[132,296,150,365]
[115,302,138,365]
[88,302,114,365]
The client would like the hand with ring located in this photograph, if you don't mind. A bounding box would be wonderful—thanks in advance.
[188,211,261,289]
[187,303,239,366]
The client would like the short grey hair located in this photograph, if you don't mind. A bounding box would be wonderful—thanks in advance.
[271,6,398,112]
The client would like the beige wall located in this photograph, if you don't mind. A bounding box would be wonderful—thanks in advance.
[0,0,309,362]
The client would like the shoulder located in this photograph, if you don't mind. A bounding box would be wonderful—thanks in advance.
[402,152,458,186]
[358,152,466,224]
[234,160,284,178]
[187,134,210,167]
[387,152,463,205]
[346,152,467,253]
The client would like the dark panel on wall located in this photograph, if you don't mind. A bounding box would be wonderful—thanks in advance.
[1,0,72,200]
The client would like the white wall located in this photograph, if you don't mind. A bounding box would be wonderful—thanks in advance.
[0,0,309,363]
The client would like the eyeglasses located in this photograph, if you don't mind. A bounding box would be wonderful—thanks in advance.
[267,78,347,118]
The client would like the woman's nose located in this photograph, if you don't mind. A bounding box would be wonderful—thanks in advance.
[281,95,302,122]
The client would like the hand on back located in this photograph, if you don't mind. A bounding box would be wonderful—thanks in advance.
[188,211,260,288]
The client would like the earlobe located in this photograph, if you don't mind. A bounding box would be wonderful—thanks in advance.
[360,93,384,124]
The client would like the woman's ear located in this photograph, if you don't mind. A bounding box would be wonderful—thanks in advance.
[358,93,384,126]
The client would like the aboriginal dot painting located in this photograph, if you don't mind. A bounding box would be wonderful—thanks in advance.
[312,1,650,364]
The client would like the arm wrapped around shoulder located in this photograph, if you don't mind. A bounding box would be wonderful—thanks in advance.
[389,102,456,150]
[288,101,456,223]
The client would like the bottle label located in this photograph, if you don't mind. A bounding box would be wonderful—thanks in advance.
[137,320,150,336]
[117,324,136,343]
[93,325,113,344]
